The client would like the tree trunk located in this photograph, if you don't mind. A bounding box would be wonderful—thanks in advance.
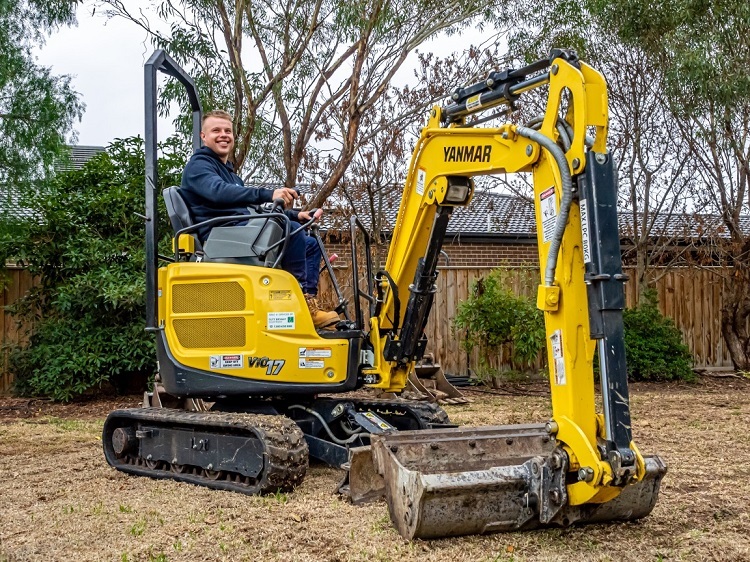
[635,245,649,306]
[721,265,750,371]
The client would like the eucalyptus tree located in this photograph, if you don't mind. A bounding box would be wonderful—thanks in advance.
[332,47,496,239]
[588,0,750,369]
[0,0,84,195]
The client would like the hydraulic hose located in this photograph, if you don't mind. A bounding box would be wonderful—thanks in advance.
[524,115,595,150]
[524,116,572,152]
[516,125,573,286]
[288,405,362,445]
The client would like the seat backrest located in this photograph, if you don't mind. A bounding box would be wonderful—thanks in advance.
[162,186,194,233]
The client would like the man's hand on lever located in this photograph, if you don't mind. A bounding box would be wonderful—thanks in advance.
[271,187,299,208]
[298,208,323,223]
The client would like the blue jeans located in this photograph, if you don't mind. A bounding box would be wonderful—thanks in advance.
[280,221,322,295]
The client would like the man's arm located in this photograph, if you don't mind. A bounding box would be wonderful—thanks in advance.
[183,157,274,207]
[271,187,299,208]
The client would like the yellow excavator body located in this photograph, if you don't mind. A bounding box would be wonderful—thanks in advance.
[157,263,351,385]
[103,48,665,541]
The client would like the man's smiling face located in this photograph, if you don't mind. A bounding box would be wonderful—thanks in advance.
[201,116,235,163]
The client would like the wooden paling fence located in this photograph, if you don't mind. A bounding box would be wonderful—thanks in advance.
[320,265,734,376]
[0,264,733,394]
[1,267,34,394]
[627,267,733,370]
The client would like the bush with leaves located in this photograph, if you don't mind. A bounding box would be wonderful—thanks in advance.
[453,269,545,373]
[0,137,186,401]
[622,289,694,381]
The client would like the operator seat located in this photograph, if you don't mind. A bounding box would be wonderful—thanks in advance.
[163,185,204,253]
[162,186,284,267]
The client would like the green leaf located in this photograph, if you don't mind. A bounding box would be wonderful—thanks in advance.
[1,136,185,400]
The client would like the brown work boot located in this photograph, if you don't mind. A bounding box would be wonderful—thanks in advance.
[304,294,339,329]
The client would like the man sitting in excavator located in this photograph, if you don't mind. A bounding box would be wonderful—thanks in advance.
[179,109,339,329]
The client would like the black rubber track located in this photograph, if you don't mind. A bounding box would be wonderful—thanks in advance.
[102,408,308,494]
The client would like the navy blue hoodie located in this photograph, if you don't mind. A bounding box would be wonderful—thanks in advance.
[180,146,298,241]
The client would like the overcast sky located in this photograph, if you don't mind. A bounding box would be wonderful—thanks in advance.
[35,2,176,147]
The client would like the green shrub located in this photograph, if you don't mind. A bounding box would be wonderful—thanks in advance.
[0,137,185,400]
[453,269,545,371]
[623,289,694,381]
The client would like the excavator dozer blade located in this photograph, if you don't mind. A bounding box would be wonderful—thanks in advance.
[354,424,666,540]
[432,369,472,404]
[409,361,471,405]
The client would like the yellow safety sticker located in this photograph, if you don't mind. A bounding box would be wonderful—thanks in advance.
[269,290,292,300]
[466,93,483,111]
[363,412,391,430]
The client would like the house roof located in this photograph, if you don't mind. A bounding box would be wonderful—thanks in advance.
[0,185,36,221]
[448,191,535,236]
[303,185,538,238]
[2,145,106,221]
[618,211,750,240]
[299,183,750,241]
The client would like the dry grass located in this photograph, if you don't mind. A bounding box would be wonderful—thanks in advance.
[1,378,749,562]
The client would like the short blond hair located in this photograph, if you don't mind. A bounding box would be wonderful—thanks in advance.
[202,110,233,127]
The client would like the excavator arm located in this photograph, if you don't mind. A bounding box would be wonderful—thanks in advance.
[363,116,537,392]
[351,50,666,538]
[365,50,605,391]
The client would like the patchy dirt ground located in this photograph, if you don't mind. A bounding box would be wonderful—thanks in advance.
[1,378,749,562]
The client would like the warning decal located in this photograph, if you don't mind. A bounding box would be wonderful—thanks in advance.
[268,312,295,330]
[540,187,558,243]
[579,199,591,264]
[362,411,392,431]
[299,347,332,358]
[550,330,566,385]
[209,354,243,370]
[416,168,427,196]
[466,93,483,111]
[299,358,324,369]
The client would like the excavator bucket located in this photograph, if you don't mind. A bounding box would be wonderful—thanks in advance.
[348,424,666,540]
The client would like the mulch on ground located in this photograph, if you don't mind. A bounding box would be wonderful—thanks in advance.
[0,377,748,561]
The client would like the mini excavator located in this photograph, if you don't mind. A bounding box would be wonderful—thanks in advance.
[103,49,666,540]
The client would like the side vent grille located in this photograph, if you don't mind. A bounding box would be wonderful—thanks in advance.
[172,281,246,313]
[173,317,246,349]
